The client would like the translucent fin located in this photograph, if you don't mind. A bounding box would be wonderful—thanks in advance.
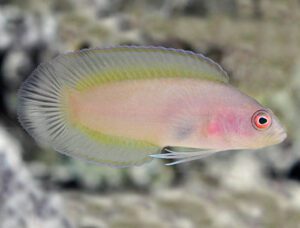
[50,46,229,91]
[150,147,221,166]
[17,58,160,168]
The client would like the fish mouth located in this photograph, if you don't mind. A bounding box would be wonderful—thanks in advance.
[264,128,287,147]
[274,129,287,144]
[278,131,287,142]
[270,114,287,144]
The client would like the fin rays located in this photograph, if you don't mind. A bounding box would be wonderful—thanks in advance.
[150,147,222,165]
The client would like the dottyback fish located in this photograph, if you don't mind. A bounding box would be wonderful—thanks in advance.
[17,46,287,167]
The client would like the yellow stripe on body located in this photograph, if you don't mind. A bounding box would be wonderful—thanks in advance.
[74,123,158,166]
[76,123,157,149]
[75,66,220,91]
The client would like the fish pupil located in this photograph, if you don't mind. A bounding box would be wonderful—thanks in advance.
[259,117,268,125]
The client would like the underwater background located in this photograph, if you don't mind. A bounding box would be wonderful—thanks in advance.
[0,0,300,227]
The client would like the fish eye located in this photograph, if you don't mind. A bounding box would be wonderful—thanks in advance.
[252,110,272,130]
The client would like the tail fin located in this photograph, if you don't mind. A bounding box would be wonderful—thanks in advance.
[17,62,66,147]
[17,54,157,167]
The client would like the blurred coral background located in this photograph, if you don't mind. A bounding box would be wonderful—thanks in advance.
[0,0,300,227]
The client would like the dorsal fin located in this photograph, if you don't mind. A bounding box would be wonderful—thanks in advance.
[52,46,229,91]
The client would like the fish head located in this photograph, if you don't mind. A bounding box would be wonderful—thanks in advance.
[222,107,287,149]
[247,108,286,148]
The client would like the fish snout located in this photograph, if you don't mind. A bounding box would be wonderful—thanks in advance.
[272,127,287,145]
[278,130,287,143]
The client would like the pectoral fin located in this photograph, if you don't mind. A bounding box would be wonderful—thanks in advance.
[149,146,223,165]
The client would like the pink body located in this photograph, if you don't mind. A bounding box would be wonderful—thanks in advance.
[69,78,265,150]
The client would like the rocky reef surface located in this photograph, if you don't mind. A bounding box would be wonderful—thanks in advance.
[0,126,73,228]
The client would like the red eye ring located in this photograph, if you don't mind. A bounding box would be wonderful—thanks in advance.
[252,110,272,130]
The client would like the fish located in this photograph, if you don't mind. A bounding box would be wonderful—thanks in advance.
[17,46,287,167]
